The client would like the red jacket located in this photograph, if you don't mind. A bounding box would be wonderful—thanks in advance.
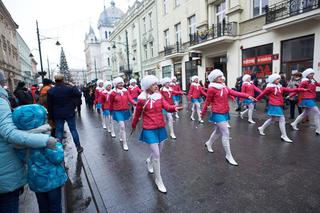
[202,85,249,115]
[256,86,304,106]
[109,89,136,111]
[101,90,112,110]
[132,93,176,129]
[298,80,320,99]
[188,83,207,100]
[241,82,262,101]
[170,83,182,96]
[128,85,141,99]
[31,86,38,104]
[160,86,183,105]
[94,87,104,104]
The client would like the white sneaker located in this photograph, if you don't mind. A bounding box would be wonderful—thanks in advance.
[258,127,266,136]
[248,119,256,124]
[205,141,213,153]
[226,155,238,166]
[290,122,299,131]
[146,158,154,174]
[281,135,293,143]
[190,116,195,121]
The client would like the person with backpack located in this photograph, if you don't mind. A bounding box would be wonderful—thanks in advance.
[14,81,33,106]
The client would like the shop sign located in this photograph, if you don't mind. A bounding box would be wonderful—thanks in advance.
[257,54,273,65]
[242,57,256,66]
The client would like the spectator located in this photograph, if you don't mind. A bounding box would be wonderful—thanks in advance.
[287,70,303,119]
[14,81,33,106]
[31,84,40,104]
[0,69,56,212]
[47,74,84,153]
[39,78,55,136]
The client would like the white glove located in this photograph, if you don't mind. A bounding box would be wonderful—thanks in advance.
[27,124,51,134]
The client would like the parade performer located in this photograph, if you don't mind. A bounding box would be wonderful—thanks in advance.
[290,68,320,135]
[94,80,104,113]
[160,77,184,139]
[101,81,115,137]
[188,75,207,123]
[256,74,306,142]
[171,76,183,118]
[109,77,136,151]
[128,79,141,102]
[132,75,183,193]
[201,69,254,166]
[240,74,262,124]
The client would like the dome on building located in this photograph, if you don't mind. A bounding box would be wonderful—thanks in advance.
[98,1,124,29]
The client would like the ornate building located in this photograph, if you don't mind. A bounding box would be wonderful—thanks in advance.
[84,1,124,81]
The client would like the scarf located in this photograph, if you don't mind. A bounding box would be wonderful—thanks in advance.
[209,82,227,96]
[161,86,172,98]
[191,82,200,89]
[129,85,138,90]
[138,91,162,109]
[266,83,282,95]
[113,88,127,96]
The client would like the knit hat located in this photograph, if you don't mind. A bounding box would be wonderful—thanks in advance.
[97,79,104,85]
[113,77,124,87]
[161,77,171,85]
[141,75,159,90]
[267,74,281,83]
[191,75,199,82]
[208,69,224,82]
[104,81,112,88]
[171,76,177,81]
[242,74,251,82]
[302,68,315,78]
[129,79,137,84]
[12,104,47,130]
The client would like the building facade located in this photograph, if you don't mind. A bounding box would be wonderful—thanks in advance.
[17,32,33,86]
[69,68,86,86]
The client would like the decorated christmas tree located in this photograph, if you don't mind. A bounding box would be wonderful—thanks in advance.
[59,47,71,82]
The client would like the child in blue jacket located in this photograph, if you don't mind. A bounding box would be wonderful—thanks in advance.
[13,104,67,213]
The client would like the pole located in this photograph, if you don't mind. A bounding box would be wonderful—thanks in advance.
[36,20,45,82]
[47,56,50,79]
[125,30,131,79]
[94,57,97,80]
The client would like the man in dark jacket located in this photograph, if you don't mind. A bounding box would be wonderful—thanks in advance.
[47,74,83,153]
[14,81,33,106]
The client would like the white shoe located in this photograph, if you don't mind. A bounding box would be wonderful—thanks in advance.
[170,134,177,139]
[146,158,154,174]
[240,112,244,119]
[175,114,179,119]
[111,132,116,138]
[258,127,266,136]
[102,124,106,129]
[290,122,299,131]
[153,159,167,193]
[226,155,239,166]
[205,141,213,153]
[122,141,129,151]
[281,135,293,143]
[316,129,320,135]
[199,119,204,123]
[248,119,256,124]
[107,128,111,133]
[190,116,195,121]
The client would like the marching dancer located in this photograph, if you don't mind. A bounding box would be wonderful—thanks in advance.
[256,74,305,142]
[188,75,207,123]
[94,80,104,113]
[290,68,320,135]
[171,76,183,118]
[132,75,183,193]
[101,81,115,137]
[109,77,136,151]
[201,69,254,166]
[128,78,141,102]
[240,74,262,124]
[160,77,184,139]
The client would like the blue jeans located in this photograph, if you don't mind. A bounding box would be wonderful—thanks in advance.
[0,188,20,213]
[55,116,80,147]
[35,187,62,213]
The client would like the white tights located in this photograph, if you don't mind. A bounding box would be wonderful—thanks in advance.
[191,102,201,120]
[260,116,289,137]
[166,113,175,135]
[292,106,320,131]
[148,143,164,160]
[241,103,254,121]
[118,121,126,142]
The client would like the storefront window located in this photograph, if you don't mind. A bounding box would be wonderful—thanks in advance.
[242,44,273,79]
[174,63,182,84]
[162,65,172,78]
[185,61,198,91]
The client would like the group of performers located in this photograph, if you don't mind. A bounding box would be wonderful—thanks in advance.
[92,67,319,193]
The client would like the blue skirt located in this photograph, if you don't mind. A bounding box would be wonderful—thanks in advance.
[103,109,110,116]
[139,127,168,144]
[162,109,167,115]
[242,99,253,105]
[112,110,131,121]
[96,103,102,109]
[173,96,181,103]
[209,112,230,123]
[133,98,138,102]
[299,99,317,108]
[192,98,202,103]
[267,105,284,117]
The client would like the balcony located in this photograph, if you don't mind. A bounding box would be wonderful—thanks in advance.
[264,0,320,30]
[189,22,237,50]
[164,42,187,61]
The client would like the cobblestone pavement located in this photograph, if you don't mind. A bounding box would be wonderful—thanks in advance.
[76,101,320,213]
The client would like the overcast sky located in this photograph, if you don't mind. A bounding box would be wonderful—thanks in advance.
[3,0,134,70]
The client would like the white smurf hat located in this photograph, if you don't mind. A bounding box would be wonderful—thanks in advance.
[129,79,137,84]
[208,69,224,82]
[161,77,171,85]
[302,68,315,78]
[242,74,251,82]
[97,79,104,85]
[104,81,112,87]
[141,75,159,90]
[267,74,281,83]
[113,77,124,87]
[171,76,177,80]
[191,75,199,82]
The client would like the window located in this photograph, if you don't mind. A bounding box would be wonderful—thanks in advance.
[164,29,169,47]
[132,24,135,39]
[188,15,196,35]
[162,65,172,78]
[109,31,112,37]
[163,0,168,15]
[144,44,148,60]
[105,31,108,39]
[2,35,6,51]
[253,0,268,17]
[150,42,154,57]
[175,0,180,7]
[148,12,153,29]
[143,17,146,33]
[175,23,181,44]
[108,58,110,66]
[216,1,226,35]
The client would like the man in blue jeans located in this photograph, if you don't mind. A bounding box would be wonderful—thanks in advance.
[48,74,84,153]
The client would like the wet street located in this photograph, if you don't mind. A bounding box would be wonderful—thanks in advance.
[75,102,320,213]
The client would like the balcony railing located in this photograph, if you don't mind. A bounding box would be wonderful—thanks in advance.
[189,22,237,46]
[266,0,320,24]
[164,41,186,56]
